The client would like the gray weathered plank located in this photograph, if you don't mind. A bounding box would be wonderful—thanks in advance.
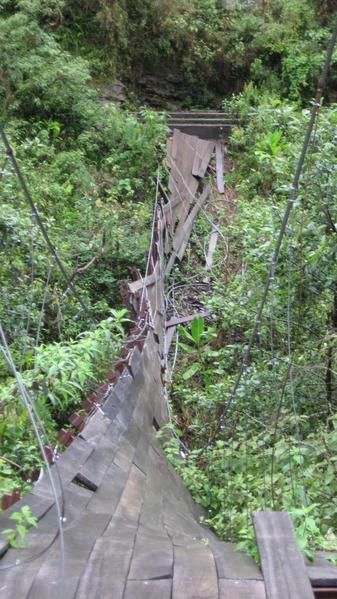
[128,269,159,294]
[174,184,210,260]
[128,528,173,580]
[205,224,219,271]
[168,124,232,140]
[76,529,137,599]
[172,543,219,599]
[219,579,266,598]
[216,141,225,194]
[211,540,263,580]
[307,566,337,587]
[166,311,210,328]
[124,579,172,599]
[253,511,314,599]
[28,511,111,599]
[192,139,215,178]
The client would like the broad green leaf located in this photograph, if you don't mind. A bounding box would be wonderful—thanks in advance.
[191,316,205,346]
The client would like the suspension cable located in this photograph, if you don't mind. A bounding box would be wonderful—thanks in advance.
[0,322,65,589]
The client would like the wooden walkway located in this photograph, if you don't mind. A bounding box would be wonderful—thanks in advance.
[0,126,336,598]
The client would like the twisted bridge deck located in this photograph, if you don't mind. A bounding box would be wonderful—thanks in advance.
[0,127,335,598]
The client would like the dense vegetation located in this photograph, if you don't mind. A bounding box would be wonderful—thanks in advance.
[1,0,337,560]
[163,94,337,558]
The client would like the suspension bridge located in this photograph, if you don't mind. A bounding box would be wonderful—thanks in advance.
[0,113,337,599]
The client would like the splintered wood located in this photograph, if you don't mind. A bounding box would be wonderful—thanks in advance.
[163,129,215,277]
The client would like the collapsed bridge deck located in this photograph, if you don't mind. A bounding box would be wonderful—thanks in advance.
[0,123,336,598]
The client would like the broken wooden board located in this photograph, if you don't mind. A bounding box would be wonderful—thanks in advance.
[216,141,225,194]
[128,271,158,295]
[205,223,219,271]
[253,511,315,599]
[163,325,177,363]
[192,139,215,178]
[174,184,211,260]
[166,311,210,328]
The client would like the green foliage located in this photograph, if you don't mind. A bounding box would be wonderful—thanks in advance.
[0,106,166,356]
[0,0,167,504]
[30,0,335,104]
[179,317,216,382]
[2,505,38,548]
[164,93,337,559]
[0,13,96,126]
[163,417,337,559]
[0,311,127,498]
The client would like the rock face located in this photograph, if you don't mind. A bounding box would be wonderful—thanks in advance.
[138,74,197,108]
[98,81,126,104]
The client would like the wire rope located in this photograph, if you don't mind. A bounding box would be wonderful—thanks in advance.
[0,323,65,589]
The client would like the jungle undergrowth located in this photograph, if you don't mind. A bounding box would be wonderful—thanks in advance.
[162,91,337,561]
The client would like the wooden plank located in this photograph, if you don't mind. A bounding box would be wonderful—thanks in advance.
[216,141,225,194]
[138,447,166,532]
[166,311,210,328]
[253,511,315,599]
[192,139,215,178]
[169,111,235,118]
[308,566,337,587]
[111,464,146,526]
[174,184,211,260]
[171,129,180,160]
[86,461,129,516]
[128,529,173,580]
[205,224,219,271]
[168,124,232,140]
[124,579,172,599]
[313,589,337,599]
[163,194,182,217]
[170,134,200,224]
[169,117,235,124]
[219,579,266,598]
[172,543,219,599]
[76,529,137,599]
[164,325,176,362]
[169,161,199,207]
[28,511,111,599]
[75,427,121,490]
[128,270,158,294]
[210,539,263,580]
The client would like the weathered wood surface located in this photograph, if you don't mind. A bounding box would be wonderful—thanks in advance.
[253,511,314,599]
[219,579,266,599]
[172,543,219,599]
[216,141,225,194]
[166,311,210,328]
[192,139,215,178]
[308,566,337,587]
[205,223,219,271]
[175,184,211,260]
